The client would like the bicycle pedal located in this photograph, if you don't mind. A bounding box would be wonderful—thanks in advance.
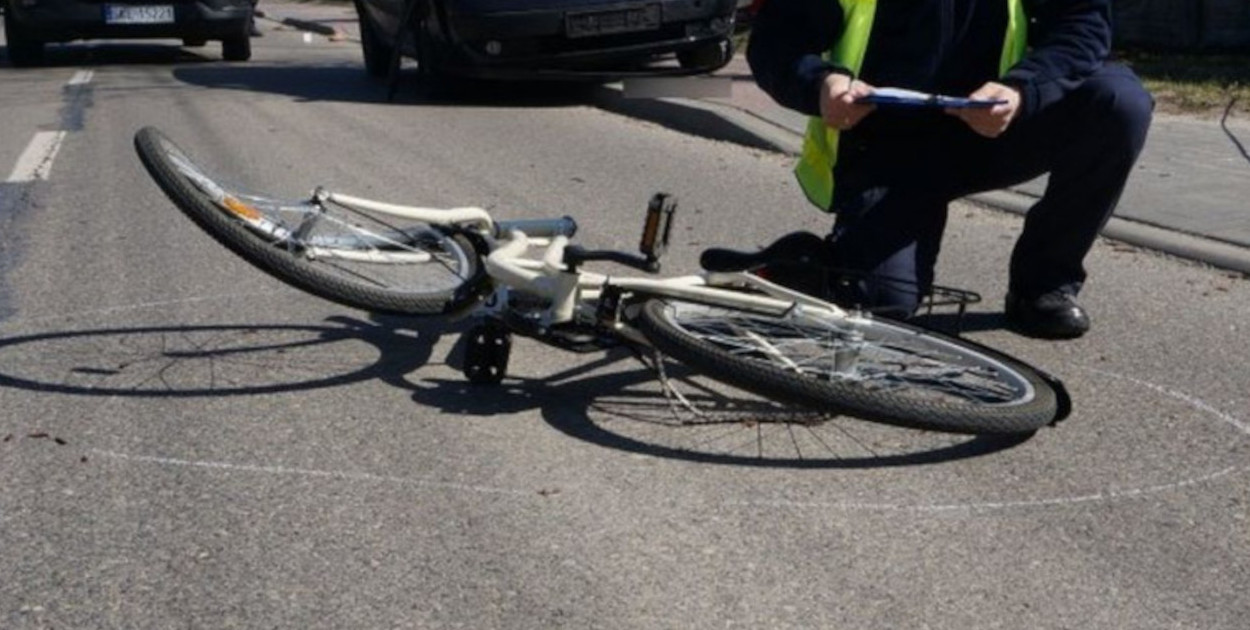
[639,193,676,262]
[463,322,511,385]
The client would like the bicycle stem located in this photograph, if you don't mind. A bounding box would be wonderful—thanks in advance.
[485,230,581,326]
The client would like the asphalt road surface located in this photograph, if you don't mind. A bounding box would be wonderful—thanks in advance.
[2,13,1248,629]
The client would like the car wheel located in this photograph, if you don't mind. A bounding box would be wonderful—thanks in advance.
[355,1,394,77]
[4,11,45,67]
[222,33,251,61]
[677,40,729,71]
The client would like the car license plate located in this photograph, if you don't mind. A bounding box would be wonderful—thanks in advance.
[104,5,175,25]
[566,4,661,39]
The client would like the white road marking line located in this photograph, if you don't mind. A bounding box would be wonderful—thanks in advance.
[724,366,1250,513]
[725,464,1243,514]
[91,449,535,497]
[5,130,68,183]
[68,70,94,86]
[1080,366,1250,435]
[4,70,94,183]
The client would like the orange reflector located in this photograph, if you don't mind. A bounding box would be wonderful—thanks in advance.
[221,196,261,221]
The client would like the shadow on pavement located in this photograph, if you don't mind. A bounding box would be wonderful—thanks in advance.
[911,311,1009,335]
[173,63,605,107]
[408,345,1034,469]
[588,85,784,152]
[169,62,770,149]
[0,314,460,397]
[0,307,1032,468]
[3,42,219,67]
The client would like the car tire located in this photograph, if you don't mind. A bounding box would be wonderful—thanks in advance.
[4,11,45,67]
[222,33,251,61]
[355,1,394,77]
[677,40,728,71]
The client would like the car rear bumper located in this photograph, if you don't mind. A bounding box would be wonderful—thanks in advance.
[445,39,734,80]
[8,0,252,42]
[434,0,736,77]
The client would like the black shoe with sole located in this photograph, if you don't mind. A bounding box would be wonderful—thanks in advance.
[1005,291,1090,339]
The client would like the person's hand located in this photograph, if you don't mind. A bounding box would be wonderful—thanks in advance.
[946,82,1021,137]
[819,72,876,131]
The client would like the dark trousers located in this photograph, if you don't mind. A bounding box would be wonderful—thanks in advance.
[827,63,1154,316]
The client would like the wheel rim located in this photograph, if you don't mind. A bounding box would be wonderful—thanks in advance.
[657,301,1037,408]
[157,135,474,297]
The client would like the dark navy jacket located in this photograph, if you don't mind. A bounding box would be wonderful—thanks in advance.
[748,0,1114,128]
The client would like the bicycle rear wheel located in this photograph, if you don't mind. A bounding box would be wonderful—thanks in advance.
[637,298,1058,434]
[134,126,487,316]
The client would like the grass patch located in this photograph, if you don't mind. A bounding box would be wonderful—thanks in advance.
[1116,50,1250,117]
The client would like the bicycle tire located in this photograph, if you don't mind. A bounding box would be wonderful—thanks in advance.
[134,126,487,316]
[637,298,1058,434]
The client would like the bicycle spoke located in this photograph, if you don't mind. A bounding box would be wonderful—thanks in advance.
[658,304,1031,408]
[137,126,485,316]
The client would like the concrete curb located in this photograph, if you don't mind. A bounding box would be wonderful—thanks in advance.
[970,190,1250,275]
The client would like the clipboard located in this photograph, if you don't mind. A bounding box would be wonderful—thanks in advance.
[855,87,1007,109]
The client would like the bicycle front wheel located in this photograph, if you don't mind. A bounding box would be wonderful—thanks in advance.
[638,298,1058,434]
[134,127,487,316]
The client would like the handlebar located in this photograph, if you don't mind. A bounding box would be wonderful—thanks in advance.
[494,216,578,239]
[562,245,660,273]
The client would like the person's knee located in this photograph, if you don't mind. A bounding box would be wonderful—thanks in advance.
[831,273,923,318]
[873,279,924,318]
[827,238,926,317]
[1086,65,1154,152]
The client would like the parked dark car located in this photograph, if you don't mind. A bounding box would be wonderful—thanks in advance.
[353,0,737,81]
[3,0,255,67]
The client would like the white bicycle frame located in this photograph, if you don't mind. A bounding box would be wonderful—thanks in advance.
[323,191,857,333]
[143,125,1064,433]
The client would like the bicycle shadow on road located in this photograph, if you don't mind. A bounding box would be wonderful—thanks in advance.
[0,310,1032,467]
[408,343,1033,470]
[0,313,459,398]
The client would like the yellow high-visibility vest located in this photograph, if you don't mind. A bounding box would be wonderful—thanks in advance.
[795,0,1029,211]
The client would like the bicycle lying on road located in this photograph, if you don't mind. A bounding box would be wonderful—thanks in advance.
[134,126,1069,435]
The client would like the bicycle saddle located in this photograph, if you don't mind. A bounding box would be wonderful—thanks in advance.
[699,231,830,272]
[700,231,833,298]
